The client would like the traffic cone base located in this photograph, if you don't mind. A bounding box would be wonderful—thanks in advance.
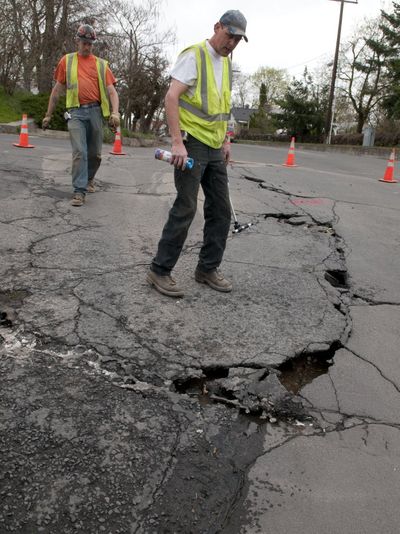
[283,137,297,167]
[110,127,126,155]
[379,148,398,183]
[13,114,35,148]
[13,142,35,148]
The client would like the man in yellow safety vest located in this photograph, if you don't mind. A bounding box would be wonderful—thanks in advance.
[42,24,120,207]
[147,10,248,297]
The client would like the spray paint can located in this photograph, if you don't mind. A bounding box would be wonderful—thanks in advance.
[154,148,194,170]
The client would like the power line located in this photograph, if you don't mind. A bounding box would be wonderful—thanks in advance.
[283,52,331,72]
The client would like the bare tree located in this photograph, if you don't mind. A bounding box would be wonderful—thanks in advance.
[2,0,104,93]
[338,17,388,132]
[1,0,173,132]
[231,65,252,108]
[0,1,21,92]
[101,0,174,131]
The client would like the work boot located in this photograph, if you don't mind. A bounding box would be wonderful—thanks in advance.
[87,180,96,193]
[195,268,232,292]
[70,193,85,207]
[146,269,184,297]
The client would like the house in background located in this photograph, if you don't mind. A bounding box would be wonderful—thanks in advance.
[230,105,257,136]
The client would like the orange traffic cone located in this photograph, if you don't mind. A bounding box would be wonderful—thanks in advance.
[110,127,126,155]
[13,114,35,148]
[379,148,398,183]
[283,137,297,167]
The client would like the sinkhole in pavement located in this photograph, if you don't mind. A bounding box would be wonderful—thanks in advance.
[278,341,342,394]
[0,290,30,331]
[173,341,342,418]
[264,213,301,222]
[324,270,349,289]
[0,311,13,329]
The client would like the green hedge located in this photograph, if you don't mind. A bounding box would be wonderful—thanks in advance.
[20,93,67,131]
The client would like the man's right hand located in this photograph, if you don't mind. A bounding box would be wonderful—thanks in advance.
[108,112,120,133]
[171,141,189,169]
[42,115,51,130]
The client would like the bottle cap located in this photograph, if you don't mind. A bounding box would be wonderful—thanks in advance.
[185,158,194,170]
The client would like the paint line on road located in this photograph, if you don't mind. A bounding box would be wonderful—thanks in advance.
[298,165,377,181]
[230,160,276,168]
[290,198,328,206]
[230,161,373,181]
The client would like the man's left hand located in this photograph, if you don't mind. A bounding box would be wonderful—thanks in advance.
[222,139,231,165]
[108,112,120,133]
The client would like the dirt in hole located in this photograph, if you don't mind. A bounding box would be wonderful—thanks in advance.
[279,341,342,394]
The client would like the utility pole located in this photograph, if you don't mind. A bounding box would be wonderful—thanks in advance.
[324,0,358,144]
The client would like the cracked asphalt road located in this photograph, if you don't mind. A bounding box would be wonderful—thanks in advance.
[1,132,400,533]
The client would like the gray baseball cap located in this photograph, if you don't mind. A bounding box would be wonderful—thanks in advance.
[219,10,248,42]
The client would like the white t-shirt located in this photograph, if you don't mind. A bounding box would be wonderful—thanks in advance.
[169,40,224,98]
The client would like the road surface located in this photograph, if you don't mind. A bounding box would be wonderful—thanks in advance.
[1,132,399,533]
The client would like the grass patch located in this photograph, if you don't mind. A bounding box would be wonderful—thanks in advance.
[121,128,155,139]
[0,87,26,122]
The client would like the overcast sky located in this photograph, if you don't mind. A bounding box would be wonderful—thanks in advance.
[160,0,392,75]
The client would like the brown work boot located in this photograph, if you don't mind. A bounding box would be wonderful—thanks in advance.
[195,268,232,292]
[87,180,96,193]
[146,269,184,297]
[70,193,85,207]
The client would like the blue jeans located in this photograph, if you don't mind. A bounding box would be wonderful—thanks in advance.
[67,104,103,194]
[151,134,231,275]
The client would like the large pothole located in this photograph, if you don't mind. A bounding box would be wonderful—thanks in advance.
[172,341,342,423]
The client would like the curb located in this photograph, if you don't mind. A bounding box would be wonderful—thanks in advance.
[236,139,394,159]
[0,123,161,147]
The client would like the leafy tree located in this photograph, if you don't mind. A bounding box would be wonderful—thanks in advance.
[249,82,274,132]
[250,66,288,109]
[368,1,400,119]
[259,82,267,110]
[274,69,328,142]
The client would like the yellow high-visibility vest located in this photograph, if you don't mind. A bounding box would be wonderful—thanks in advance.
[65,53,110,118]
[178,41,232,149]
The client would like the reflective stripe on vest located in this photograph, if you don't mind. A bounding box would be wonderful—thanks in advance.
[179,100,230,122]
[178,41,232,148]
[65,53,110,118]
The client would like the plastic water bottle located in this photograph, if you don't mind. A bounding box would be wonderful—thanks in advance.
[154,148,194,170]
